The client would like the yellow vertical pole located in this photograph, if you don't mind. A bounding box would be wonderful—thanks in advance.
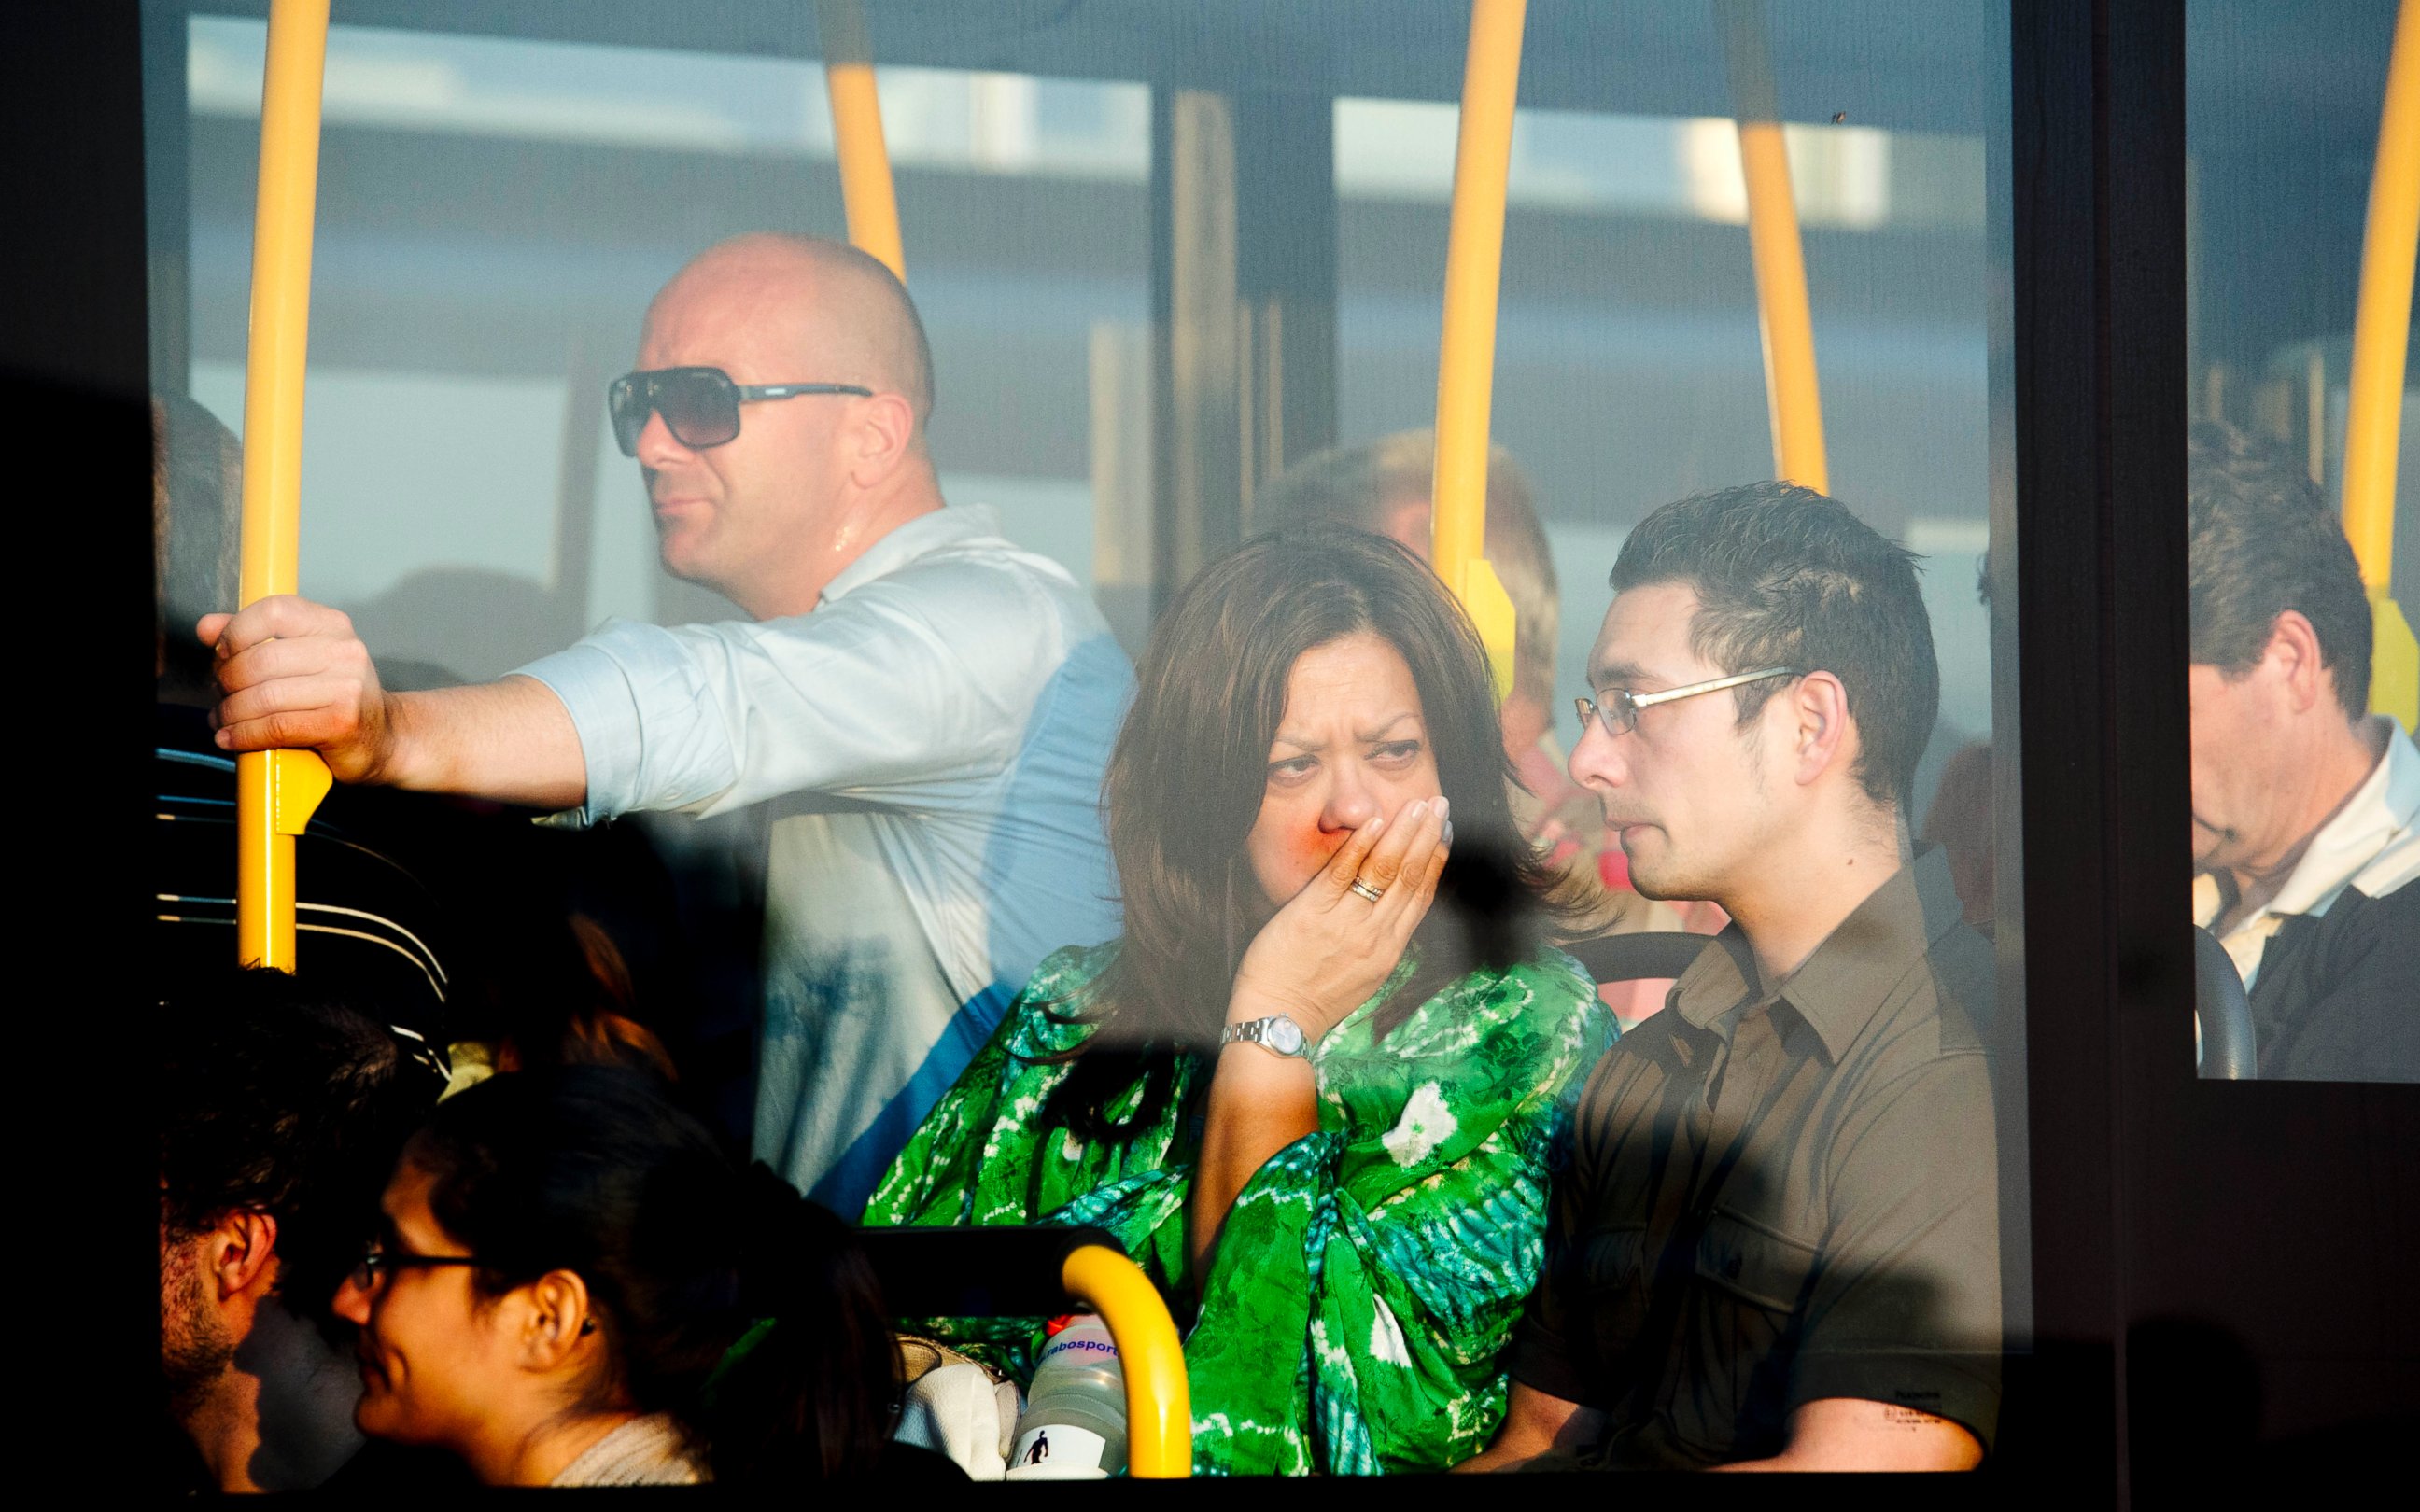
[234,0,334,970]
[2344,0,2420,731]
[817,0,906,284]
[1717,0,1829,493]
[1060,1245,1191,1477]
[1432,0,1525,702]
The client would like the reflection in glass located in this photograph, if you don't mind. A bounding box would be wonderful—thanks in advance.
[2187,0,2418,1084]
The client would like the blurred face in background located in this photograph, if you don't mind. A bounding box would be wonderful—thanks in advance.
[1376,494,1432,558]
[1377,493,1551,760]
[1244,632,1444,908]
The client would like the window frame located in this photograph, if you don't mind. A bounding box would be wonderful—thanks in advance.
[26,0,2416,1489]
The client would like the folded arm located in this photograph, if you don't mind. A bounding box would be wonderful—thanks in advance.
[1189,1041,1319,1276]
[1456,1382,1606,1472]
[1189,960,1609,1473]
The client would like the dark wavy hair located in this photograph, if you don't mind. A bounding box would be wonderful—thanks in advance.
[160,966,436,1340]
[404,1068,896,1482]
[2188,419,2371,721]
[1038,525,1565,1140]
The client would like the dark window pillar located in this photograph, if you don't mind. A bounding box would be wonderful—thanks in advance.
[141,2,190,395]
[1149,84,1337,618]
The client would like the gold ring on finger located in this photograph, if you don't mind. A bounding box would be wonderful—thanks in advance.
[1348,878,1386,903]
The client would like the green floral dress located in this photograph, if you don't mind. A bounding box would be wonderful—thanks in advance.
[861,941,1613,1475]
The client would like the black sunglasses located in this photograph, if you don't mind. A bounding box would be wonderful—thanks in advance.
[607,366,873,456]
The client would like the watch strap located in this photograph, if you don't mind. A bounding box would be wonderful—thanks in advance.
[1221,1015,1308,1058]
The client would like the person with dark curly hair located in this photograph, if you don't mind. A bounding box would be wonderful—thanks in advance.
[159,967,443,1491]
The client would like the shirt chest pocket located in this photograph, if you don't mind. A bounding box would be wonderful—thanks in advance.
[1682,1208,1822,1454]
[1694,1206,1820,1314]
[1575,1223,1654,1355]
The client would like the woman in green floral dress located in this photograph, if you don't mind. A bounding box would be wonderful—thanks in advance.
[864,527,1613,1475]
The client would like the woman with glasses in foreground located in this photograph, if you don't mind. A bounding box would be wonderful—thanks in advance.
[865,526,1615,1475]
[332,1067,922,1485]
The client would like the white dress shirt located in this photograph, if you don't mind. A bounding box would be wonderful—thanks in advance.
[515,505,1130,1211]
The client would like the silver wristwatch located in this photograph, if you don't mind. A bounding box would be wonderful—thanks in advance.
[1221,1014,1309,1059]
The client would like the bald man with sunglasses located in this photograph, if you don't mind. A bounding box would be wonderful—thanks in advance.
[204,233,1131,1213]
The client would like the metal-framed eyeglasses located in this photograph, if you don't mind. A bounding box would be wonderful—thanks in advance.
[348,1242,483,1293]
[607,365,874,456]
[1573,666,1803,738]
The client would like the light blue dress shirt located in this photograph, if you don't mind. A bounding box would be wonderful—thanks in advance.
[514,505,1130,1211]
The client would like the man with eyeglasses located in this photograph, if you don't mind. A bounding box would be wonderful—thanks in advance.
[203,232,1130,1214]
[1461,483,2001,1473]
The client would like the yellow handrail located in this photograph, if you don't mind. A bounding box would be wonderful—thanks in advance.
[234,0,335,970]
[1431,0,1526,702]
[1060,1243,1191,1477]
[817,0,906,283]
[2344,0,2419,731]
[1717,0,1828,492]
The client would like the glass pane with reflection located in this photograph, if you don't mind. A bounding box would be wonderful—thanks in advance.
[2187,0,2418,1085]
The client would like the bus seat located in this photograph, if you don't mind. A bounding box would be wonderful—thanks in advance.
[856,1223,1192,1477]
[2195,925,2258,1079]
[1565,931,1715,986]
[856,1223,1120,1319]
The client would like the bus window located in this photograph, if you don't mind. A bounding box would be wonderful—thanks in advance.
[141,0,2035,1484]
[2184,0,2418,1086]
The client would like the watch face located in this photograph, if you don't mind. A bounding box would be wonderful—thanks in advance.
[1264,1016,1306,1056]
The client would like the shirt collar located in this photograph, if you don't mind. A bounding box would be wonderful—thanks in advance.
[1671,846,1968,1062]
[2260,717,2420,918]
[817,504,1005,606]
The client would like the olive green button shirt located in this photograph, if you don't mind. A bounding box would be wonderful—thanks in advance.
[1507,846,2001,1467]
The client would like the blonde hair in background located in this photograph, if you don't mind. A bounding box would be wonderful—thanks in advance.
[1251,429,1560,709]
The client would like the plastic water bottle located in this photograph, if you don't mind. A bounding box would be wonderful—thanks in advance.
[1004,1314,1127,1479]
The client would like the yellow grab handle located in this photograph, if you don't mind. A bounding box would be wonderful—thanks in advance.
[2345,0,2419,730]
[2375,596,2419,735]
[817,0,906,283]
[1060,1243,1191,1477]
[1717,0,1828,493]
[235,0,334,971]
[1432,0,1527,704]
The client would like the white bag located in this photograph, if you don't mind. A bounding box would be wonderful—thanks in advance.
[894,1361,1024,1480]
